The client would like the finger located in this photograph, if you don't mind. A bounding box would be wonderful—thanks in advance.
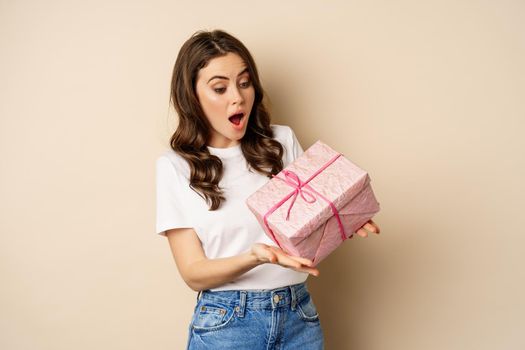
[264,246,279,264]
[293,266,320,276]
[288,255,313,266]
[261,248,277,263]
[300,268,320,277]
[356,228,368,237]
[363,222,379,234]
[273,250,305,269]
[368,219,380,233]
[356,228,367,237]
[268,247,313,267]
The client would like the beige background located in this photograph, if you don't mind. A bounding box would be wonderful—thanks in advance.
[1,0,524,349]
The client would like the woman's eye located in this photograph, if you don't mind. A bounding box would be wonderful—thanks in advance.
[214,87,226,94]
[240,81,251,88]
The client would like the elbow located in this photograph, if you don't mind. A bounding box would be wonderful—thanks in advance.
[182,275,204,292]
[180,259,208,292]
[187,280,201,292]
[185,275,215,292]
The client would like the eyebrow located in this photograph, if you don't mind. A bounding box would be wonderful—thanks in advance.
[207,67,249,83]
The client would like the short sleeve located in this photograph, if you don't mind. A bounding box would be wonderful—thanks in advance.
[289,126,304,161]
[155,155,193,236]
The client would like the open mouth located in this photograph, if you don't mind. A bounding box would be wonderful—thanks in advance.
[228,113,244,126]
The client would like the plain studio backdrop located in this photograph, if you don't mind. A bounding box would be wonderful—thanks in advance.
[1,0,524,349]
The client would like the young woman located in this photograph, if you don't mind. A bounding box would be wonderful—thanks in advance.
[156,29,380,349]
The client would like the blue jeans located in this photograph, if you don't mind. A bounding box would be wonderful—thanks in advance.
[186,282,324,349]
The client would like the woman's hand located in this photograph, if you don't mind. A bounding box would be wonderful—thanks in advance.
[250,219,380,276]
[354,219,381,238]
[251,243,320,277]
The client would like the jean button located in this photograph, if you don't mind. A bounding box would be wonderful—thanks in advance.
[273,295,280,303]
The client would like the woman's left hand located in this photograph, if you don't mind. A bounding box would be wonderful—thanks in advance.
[354,219,381,238]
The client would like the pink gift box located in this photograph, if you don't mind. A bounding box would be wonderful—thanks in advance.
[245,140,380,266]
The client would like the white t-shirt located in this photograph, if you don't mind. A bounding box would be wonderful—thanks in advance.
[155,124,309,291]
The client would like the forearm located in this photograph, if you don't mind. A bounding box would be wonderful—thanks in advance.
[186,251,263,291]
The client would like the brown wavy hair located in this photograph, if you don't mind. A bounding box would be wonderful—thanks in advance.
[169,29,284,210]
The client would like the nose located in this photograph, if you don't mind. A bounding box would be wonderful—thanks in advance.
[231,85,244,105]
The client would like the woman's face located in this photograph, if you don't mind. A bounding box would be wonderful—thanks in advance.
[195,52,255,148]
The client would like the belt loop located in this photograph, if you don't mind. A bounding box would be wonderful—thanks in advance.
[196,290,202,302]
[236,290,247,318]
[290,285,297,310]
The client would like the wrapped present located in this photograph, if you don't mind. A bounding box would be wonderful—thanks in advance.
[245,140,380,266]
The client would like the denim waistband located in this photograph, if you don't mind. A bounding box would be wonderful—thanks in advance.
[196,282,309,312]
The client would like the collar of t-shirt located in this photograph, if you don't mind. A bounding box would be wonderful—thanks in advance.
[206,143,242,159]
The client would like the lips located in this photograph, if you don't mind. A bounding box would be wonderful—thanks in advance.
[228,112,244,126]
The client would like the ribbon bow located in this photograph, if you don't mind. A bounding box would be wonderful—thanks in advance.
[262,153,348,250]
[271,170,317,220]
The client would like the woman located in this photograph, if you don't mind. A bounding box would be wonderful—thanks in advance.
[156,29,380,349]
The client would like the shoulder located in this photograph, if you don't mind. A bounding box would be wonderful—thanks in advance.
[270,124,295,144]
[155,149,191,180]
[270,123,302,165]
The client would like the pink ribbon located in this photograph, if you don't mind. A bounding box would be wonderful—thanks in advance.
[262,153,349,250]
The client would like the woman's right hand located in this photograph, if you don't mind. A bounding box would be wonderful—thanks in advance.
[251,243,320,276]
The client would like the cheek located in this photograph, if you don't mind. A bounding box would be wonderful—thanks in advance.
[245,87,256,104]
[200,91,225,114]
[200,90,221,104]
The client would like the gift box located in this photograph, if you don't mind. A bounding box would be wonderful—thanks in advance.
[245,140,380,266]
